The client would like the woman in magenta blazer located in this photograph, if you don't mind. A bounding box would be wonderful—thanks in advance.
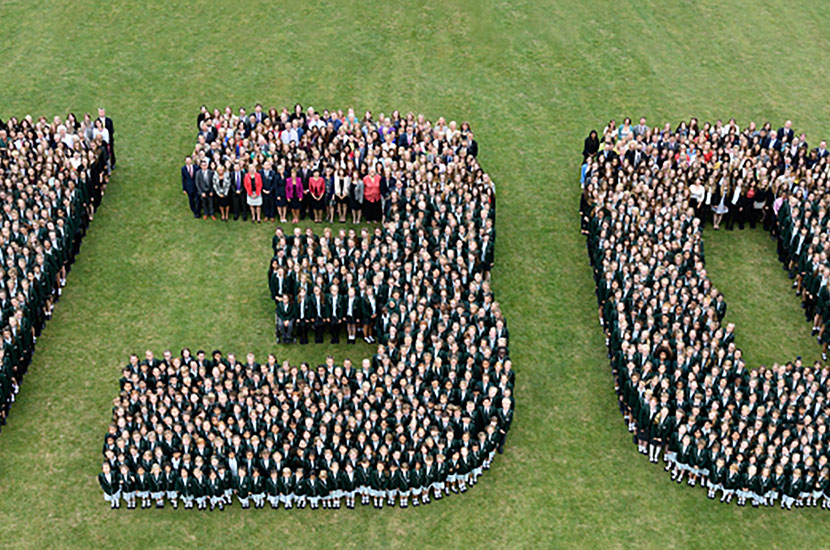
[285,168,304,223]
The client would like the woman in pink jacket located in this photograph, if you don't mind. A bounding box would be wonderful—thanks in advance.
[285,168,304,224]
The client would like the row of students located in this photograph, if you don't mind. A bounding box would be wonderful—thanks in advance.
[0,113,112,431]
[584,117,830,511]
[99,444,494,511]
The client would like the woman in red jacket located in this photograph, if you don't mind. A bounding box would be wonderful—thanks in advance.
[243,164,263,223]
[285,168,304,224]
[308,169,326,223]
[362,165,382,223]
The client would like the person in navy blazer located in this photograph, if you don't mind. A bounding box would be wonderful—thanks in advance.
[777,120,794,144]
[259,160,277,222]
[181,156,200,218]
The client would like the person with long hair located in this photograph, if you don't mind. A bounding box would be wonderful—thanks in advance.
[286,168,303,224]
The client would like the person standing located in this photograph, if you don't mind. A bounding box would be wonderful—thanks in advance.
[194,159,215,220]
[309,169,326,223]
[260,160,277,222]
[244,164,263,223]
[286,168,304,224]
[274,163,288,223]
[97,107,115,168]
[231,163,246,221]
[181,156,200,218]
[363,166,382,222]
[98,462,121,510]
[213,164,231,221]
[350,170,363,224]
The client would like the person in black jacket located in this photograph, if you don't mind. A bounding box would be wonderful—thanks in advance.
[98,462,121,509]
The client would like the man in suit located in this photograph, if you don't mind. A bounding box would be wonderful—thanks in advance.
[624,142,644,168]
[252,103,266,125]
[815,140,829,159]
[633,117,649,138]
[181,156,200,218]
[231,163,247,221]
[763,132,781,151]
[260,160,277,222]
[777,120,794,144]
[97,107,115,168]
[194,159,215,220]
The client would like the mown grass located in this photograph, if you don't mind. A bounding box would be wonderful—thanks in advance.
[0,0,829,548]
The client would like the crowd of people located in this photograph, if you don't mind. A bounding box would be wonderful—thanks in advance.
[582,116,830,510]
[100,344,513,511]
[101,108,513,511]
[0,110,114,432]
[182,104,479,225]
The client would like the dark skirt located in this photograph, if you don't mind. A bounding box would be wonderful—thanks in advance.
[274,193,287,207]
[312,196,325,211]
[217,193,230,207]
[364,199,381,221]
[350,198,362,211]
[290,197,301,209]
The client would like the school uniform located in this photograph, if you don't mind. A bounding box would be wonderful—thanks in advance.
[191,474,208,510]
[236,474,253,508]
[295,295,312,344]
[279,474,295,508]
[266,475,281,508]
[98,471,121,508]
[328,293,345,343]
[150,472,166,505]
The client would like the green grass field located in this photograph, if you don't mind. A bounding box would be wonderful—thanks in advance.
[1,1,830,548]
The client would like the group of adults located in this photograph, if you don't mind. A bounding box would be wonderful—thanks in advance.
[583,116,830,510]
[0,109,114,431]
[101,108,513,511]
[181,104,479,225]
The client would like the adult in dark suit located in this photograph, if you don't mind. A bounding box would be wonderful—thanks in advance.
[97,108,115,168]
[181,156,200,218]
[260,160,277,222]
[194,160,215,220]
[230,163,247,221]
[777,120,794,144]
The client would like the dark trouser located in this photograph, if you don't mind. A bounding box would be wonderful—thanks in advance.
[200,193,214,217]
[313,319,326,344]
[297,319,309,344]
[263,192,275,219]
[232,190,247,220]
[301,192,310,220]
[187,191,200,218]
[276,317,294,343]
[110,139,116,168]
[330,318,342,343]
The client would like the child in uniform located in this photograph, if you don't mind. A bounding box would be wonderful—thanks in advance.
[98,462,121,510]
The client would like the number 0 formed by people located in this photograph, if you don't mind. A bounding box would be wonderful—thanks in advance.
[583,117,830,511]
[99,105,516,512]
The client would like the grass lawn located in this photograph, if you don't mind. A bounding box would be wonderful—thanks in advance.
[1,0,830,548]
